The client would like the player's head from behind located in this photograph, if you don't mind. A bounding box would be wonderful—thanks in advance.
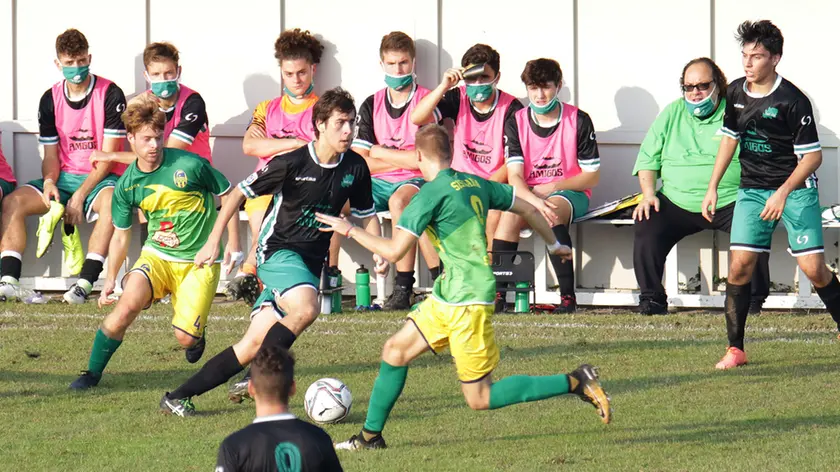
[312,87,356,152]
[275,28,324,99]
[54,29,91,85]
[415,124,452,180]
[123,94,165,165]
[380,31,416,91]
[521,58,562,115]
[680,57,727,119]
[143,42,181,100]
[736,20,783,84]
[461,44,501,103]
[248,344,296,406]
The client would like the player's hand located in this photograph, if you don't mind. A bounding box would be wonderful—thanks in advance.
[98,279,117,308]
[248,126,267,139]
[41,179,61,208]
[373,254,389,277]
[222,247,244,276]
[701,188,717,222]
[633,194,660,221]
[440,68,464,90]
[533,199,559,225]
[548,243,573,262]
[64,192,85,225]
[89,150,113,167]
[314,212,353,236]
[194,241,218,268]
[760,189,788,221]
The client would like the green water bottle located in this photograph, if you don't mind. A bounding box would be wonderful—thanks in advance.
[356,265,371,307]
[515,282,529,313]
[331,271,342,313]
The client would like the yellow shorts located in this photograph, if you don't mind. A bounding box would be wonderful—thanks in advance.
[408,297,499,382]
[244,195,273,220]
[127,251,221,338]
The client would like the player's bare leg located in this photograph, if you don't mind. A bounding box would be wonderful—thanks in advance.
[0,187,49,299]
[65,187,115,304]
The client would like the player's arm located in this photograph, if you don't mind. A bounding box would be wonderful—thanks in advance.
[508,197,571,260]
[214,439,240,472]
[347,168,389,275]
[199,161,242,273]
[98,185,133,307]
[411,69,461,125]
[351,98,400,174]
[702,87,741,221]
[317,213,417,263]
[369,146,419,170]
[241,101,306,158]
[632,108,666,220]
[759,149,821,222]
[37,91,61,207]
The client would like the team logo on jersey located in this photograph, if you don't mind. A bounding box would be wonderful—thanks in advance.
[762,107,778,119]
[184,113,197,122]
[68,123,97,152]
[463,131,493,165]
[152,221,181,248]
[801,115,813,126]
[139,263,151,273]
[341,174,355,188]
[243,171,260,186]
[174,170,188,188]
[742,120,772,154]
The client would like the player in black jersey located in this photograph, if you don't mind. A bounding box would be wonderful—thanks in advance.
[215,345,343,472]
[702,20,840,369]
[159,88,388,416]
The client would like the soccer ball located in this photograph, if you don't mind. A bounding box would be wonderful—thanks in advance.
[304,378,352,424]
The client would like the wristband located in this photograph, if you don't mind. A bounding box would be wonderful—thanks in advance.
[344,226,354,239]
[547,240,563,252]
[44,178,55,184]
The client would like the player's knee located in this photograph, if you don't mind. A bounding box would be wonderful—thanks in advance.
[381,337,409,366]
[801,262,831,286]
[388,192,411,212]
[174,329,197,348]
[102,311,134,337]
[464,392,490,411]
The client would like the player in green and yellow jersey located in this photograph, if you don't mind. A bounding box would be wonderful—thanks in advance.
[70,95,237,390]
[317,124,612,450]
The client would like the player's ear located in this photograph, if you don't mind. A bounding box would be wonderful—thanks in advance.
[247,378,256,398]
[289,380,297,398]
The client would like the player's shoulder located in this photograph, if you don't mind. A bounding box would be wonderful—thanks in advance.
[182,89,206,108]
[361,93,376,109]
[777,77,810,103]
[574,105,593,122]
[342,148,369,168]
[164,148,206,169]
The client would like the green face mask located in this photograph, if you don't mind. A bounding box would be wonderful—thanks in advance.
[284,81,315,99]
[529,95,559,114]
[466,82,495,102]
[384,72,414,91]
[62,65,90,85]
[150,79,179,99]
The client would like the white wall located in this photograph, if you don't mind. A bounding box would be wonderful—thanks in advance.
[1,0,837,294]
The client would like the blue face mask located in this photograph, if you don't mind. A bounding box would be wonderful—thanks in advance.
[529,94,559,114]
[384,72,414,91]
[284,81,315,99]
[62,64,90,85]
[466,82,495,102]
[684,85,718,118]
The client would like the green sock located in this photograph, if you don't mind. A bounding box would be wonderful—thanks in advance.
[87,329,122,375]
[488,374,571,410]
[362,360,408,435]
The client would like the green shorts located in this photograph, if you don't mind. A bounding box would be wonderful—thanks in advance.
[547,190,590,223]
[730,187,824,257]
[251,249,320,320]
[0,179,15,201]
[26,172,119,223]
[371,177,424,213]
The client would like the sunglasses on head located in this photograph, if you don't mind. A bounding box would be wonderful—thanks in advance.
[681,81,713,93]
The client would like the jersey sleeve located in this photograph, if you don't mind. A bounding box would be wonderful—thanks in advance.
[437,88,461,121]
[215,439,240,472]
[504,99,524,124]
[111,176,134,230]
[633,104,670,175]
[788,97,821,155]
[349,162,376,219]
[503,113,524,167]
[395,186,438,238]
[721,82,741,140]
[314,429,344,472]
[38,90,59,146]
[170,93,208,145]
[352,95,377,150]
[103,83,127,140]
[238,155,289,198]
[485,179,516,211]
[247,100,270,131]
[198,157,231,196]
[576,110,600,172]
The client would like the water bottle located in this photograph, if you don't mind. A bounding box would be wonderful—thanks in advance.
[330,271,342,313]
[356,265,371,307]
[320,265,332,315]
[514,282,529,313]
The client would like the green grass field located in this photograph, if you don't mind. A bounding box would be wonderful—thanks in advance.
[4,302,840,471]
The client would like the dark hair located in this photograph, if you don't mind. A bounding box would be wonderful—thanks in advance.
[380,31,415,59]
[251,345,295,404]
[274,28,324,65]
[415,124,451,162]
[736,20,783,57]
[122,95,166,134]
[461,44,500,76]
[312,87,356,138]
[143,42,180,68]
[521,58,562,87]
[680,57,728,95]
[55,29,89,58]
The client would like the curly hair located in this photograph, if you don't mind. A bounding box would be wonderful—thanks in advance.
[736,20,784,56]
[274,28,324,65]
[55,29,89,58]
[521,58,562,87]
[122,94,165,135]
[143,42,180,67]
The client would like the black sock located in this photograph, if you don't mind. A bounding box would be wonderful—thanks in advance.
[395,271,415,288]
[63,223,75,235]
[724,282,751,350]
[169,346,243,399]
[550,225,575,297]
[0,255,22,280]
[429,266,441,281]
[79,258,105,285]
[815,276,840,330]
[263,322,298,350]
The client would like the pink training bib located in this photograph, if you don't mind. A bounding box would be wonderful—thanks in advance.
[0,137,15,184]
[52,76,126,176]
[514,104,590,197]
[159,85,212,164]
[451,86,516,179]
[255,97,317,171]
[370,86,430,182]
